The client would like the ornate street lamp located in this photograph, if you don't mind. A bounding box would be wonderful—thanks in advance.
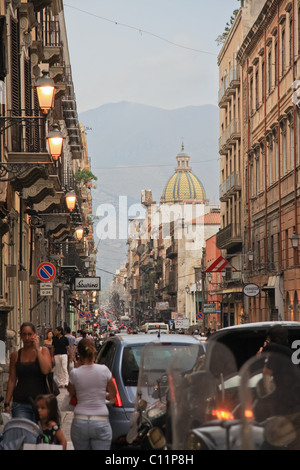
[290,231,299,249]
[35,70,56,114]
[47,124,64,160]
[74,226,84,241]
[65,191,77,212]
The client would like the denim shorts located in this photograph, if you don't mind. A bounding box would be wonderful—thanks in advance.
[11,402,37,423]
[71,416,112,450]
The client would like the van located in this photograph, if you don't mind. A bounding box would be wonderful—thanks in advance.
[140,322,169,334]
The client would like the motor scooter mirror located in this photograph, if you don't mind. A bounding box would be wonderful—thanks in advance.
[148,427,166,450]
[264,416,297,447]
[137,399,147,412]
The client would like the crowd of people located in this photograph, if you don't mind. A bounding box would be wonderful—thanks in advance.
[3,323,116,450]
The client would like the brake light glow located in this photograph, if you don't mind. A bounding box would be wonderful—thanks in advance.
[212,409,234,420]
[112,377,123,407]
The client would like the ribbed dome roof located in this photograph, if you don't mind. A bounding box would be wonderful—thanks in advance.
[161,144,206,203]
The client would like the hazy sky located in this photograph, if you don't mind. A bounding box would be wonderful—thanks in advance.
[63,0,239,113]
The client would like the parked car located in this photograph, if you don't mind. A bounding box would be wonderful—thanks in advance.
[206,321,300,369]
[95,332,205,449]
[171,321,300,450]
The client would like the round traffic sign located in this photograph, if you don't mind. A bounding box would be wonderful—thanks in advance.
[79,311,86,318]
[197,312,203,319]
[37,262,56,282]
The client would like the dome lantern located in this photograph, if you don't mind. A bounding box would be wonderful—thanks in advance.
[160,144,207,204]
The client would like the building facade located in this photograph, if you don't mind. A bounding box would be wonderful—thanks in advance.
[121,145,220,329]
[218,0,300,324]
[0,0,97,395]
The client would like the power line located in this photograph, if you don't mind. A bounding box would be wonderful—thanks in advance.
[92,158,220,171]
[64,4,217,56]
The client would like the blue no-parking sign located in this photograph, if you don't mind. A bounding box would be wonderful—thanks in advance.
[37,262,56,282]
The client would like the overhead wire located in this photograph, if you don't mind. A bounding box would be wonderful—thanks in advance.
[64,3,218,56]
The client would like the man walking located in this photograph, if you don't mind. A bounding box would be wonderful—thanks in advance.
[53,326,71,388]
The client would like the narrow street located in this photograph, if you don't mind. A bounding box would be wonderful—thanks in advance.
[56,388,74,450]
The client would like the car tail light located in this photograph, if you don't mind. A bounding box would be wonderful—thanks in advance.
[211,409,234,420]
[112,377,123,407]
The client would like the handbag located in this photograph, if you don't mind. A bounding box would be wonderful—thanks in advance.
[46,372,60,396]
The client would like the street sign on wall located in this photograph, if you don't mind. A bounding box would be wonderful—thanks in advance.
[243,283,260,297]
[203,303,216,314]
[40,282,53,296]
[74,277,101,291]
[37,262,56,282]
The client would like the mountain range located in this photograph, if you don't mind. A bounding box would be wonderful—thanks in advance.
[79,101,220,287]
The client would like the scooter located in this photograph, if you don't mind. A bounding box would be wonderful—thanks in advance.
[169,341,300,450]
[126,343,171,449]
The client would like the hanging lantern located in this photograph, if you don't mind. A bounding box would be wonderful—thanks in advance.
[36,70,55,114]
[74,226,84,241]
[65,191,77,212]
[47,124,63,160]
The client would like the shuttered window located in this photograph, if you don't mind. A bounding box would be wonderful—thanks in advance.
[10,16,20,151]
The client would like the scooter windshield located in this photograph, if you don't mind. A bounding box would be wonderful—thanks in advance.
[239,350,300,450]
[126,341,202,445]
[169,341,239,450]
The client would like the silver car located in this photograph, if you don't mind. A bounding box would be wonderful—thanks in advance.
[96,332,204,449]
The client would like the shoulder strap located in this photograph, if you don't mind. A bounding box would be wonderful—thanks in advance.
[17,348,22,363]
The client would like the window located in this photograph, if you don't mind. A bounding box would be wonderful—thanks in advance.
[281,121,287,175]
[261,60,265,100]
[255,152,260,194]
[281,28,286,75]
[255,68,259,109]
[274,130,279,180]
[268,49,272,93]
[261,143,265,191]
[289,114,295,170]
[250,75,253,114]
[274,39,278,86]
[289,16,293,66]
[268,136,273,185]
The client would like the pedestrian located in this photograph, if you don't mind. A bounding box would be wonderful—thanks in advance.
[35,394,67,449]
[43,330,55,367]
[64,326,76,372]
[4,322,52,422]
[73,329,86,362]
[53,326,72,388]
[68,338,116,450]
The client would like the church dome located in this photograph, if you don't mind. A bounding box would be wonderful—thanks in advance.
[161,144,207,204]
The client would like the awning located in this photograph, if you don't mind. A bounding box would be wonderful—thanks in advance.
[262,276,276,290]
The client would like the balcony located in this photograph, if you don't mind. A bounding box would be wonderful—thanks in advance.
[219,172,241,201]
[216,223,242,250]
[219,120,241,154]
[218,66,240,108]
[167,271,177,294]
[166,241,178,259]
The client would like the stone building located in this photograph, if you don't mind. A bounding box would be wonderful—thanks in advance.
[217,0,300,324]
[0,0,96,397]
[124,145,220,328]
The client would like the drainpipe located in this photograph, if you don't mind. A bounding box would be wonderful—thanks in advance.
[264,30,268,264]
[18,191,24,326]
[277,7,283,269]
[246,59,252,258]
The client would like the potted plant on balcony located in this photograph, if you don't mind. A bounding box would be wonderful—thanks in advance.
[74,169,98,187]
